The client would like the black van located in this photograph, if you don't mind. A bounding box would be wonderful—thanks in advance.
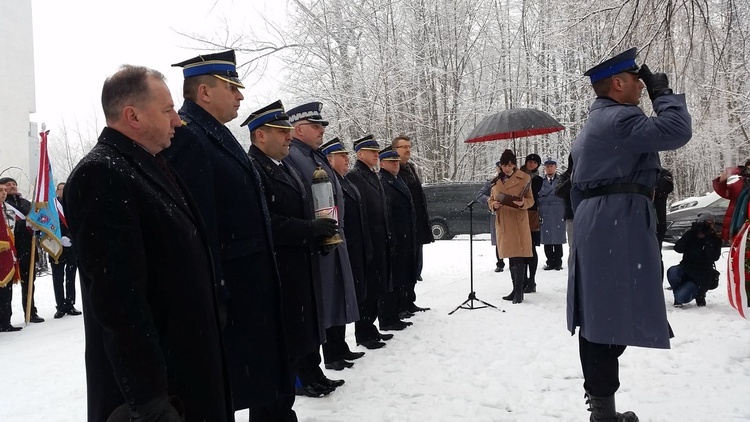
[422,182,492,240]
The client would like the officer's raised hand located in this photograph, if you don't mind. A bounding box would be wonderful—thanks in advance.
[638,64,672,101]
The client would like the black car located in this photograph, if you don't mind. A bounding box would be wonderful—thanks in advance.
[664,192,729,243]
[423,182,491,240]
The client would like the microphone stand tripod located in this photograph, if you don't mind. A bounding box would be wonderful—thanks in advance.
[449,196,502,315]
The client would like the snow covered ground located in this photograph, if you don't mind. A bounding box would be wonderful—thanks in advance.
[1,235,748,421]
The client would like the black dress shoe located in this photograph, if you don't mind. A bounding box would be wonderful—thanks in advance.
[357,339,386,349]
[416,276,423,281]
[494,265,504,272]
[324,360,354,370]
[378,332,394,341]
[29,314,45,323]
[398,311,415,319]
[54,311,65,319]
[543,265,554,270]
[408,304,431,312]
[295,382,334,397]
[342,350,365,360]
[502,292,514,301]
[399,319,413,326]
[0,324,22,332]
[317,375,345,388]
[66,307,82,316]
[554,265,563,271]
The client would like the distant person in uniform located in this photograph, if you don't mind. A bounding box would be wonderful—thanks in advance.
[538,158,566,271]
[568,48,691,420]
[51,182,81,319]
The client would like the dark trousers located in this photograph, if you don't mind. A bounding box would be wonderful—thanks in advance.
[579,332,626,396]
[355,292,379,343]
[248,383,297,422]
[18,256,37,315]
[544,244,563,268]
[525,243,538,284]
[416,245,424,278]
[0,284,12,325]
[292,349,324,386]
[378,291,402,326]
[322,325,348,363]
[51,260,77,311]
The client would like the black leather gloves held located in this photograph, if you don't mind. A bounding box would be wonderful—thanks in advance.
[311,218,339,238]
[638,64,672,101]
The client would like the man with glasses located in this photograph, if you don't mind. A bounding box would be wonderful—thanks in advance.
[285,102,360,394]
[392,136,433,297]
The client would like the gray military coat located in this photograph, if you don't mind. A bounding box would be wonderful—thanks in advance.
[286,139,360,328]
[538,175,567,245]
[567,94,691,349]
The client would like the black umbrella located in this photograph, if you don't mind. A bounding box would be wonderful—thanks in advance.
[464,108,564,144]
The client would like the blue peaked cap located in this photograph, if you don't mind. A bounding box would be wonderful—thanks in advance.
[321,137,349,155]
[240,100,293,132]
[379,146,400,161]
[584,48,640,83]
[172,50,244,88]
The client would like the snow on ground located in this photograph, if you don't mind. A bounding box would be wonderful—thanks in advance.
[1,236,749,421]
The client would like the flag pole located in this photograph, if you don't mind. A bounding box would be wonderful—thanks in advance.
[24,232,38,325]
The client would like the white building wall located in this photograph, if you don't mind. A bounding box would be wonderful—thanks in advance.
[0,1,36,196]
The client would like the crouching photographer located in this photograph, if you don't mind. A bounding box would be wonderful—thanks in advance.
[666,212,723,307]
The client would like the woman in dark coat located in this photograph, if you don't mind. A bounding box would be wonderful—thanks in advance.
[487,150,535,304]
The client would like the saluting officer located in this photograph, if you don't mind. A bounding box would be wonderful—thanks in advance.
[568,48,691,420]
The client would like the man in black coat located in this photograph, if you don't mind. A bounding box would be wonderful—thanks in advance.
[379,146,418,329]
[65,65,232,422]
[164,50,292,420]
[346,135,396,343]
[392,135,434,288]
[1,177,43,323]
[245,101,343,400]
[667,212,722,307]
[51,182,81,319]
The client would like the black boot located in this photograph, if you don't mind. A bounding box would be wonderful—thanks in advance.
[510,263,525,304]
[586,393,639,422]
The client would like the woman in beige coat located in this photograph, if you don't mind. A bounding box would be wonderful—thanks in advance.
[488,149,535,303]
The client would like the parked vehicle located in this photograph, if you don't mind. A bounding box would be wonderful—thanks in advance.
[423,182,491,240]
[664,191,729,244]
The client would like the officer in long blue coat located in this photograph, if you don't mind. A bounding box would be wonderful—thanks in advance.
[538,157,567,270]
[164,50,293,420]
[567,48,691,421]
[285,102,360,388]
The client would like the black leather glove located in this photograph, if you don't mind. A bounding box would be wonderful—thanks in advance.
[310,218,338,238]
[638,64,672,101]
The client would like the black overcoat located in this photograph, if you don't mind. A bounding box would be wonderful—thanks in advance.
[163,100,291,410]
[249,145,326,358]
[65,127,232,422]
[346,160,392,295]
[398,162,434,245]
[380,169,417,291]
[338,173,372,300]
